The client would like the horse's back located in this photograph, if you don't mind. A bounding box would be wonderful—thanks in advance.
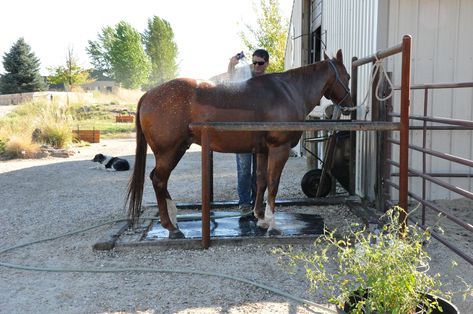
[138,75,306,154]
[139,78,201,150]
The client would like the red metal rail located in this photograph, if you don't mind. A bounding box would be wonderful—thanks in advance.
[384,81,473,265]
[351,35,412,227]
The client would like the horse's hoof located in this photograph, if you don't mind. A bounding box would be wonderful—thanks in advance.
[268,228,282,236]
[256,219,269,229]
[254,212,265,220]
[239,213,257,222]
[255,226,268,236]
[169,229,185,239]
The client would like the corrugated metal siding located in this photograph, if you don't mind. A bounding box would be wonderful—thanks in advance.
[311,0,322,31]
[285,0,304,70]
[285,0,472,201]
[322,0,379,198]
[387,0,473,200]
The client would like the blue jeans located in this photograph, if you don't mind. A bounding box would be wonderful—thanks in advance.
[236,153,257,206]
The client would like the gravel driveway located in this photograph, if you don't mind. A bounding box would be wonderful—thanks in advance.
[0,138,471,313]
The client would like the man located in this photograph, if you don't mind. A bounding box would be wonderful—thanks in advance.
[227,49,270,214]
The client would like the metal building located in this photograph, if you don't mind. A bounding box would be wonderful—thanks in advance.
[285,0,473,201]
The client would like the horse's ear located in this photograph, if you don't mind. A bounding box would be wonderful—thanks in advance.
[323,51,330,60]
[336,49,343,63]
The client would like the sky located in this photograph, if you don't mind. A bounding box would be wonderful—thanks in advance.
[0,0,293,80]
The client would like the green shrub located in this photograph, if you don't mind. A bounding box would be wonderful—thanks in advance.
[273,207,456,314]
[0,138,6,155]
[42,125,72,148]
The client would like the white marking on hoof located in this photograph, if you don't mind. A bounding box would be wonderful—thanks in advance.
[257,203,276,229]
[265,203,276,230]
[166,198,178,228]
[257,218,269,229]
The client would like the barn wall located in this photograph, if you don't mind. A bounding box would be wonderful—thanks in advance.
[322,0,381,199]
[285,0,307,70]
[285,0,473,201]
[386,0,473,200]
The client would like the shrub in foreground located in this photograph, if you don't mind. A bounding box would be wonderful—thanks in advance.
[273,207,466,313]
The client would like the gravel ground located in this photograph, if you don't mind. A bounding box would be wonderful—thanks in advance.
[0,138,471,313]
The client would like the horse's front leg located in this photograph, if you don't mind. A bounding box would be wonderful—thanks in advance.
[256,144,290,236]
[253,152,268,220]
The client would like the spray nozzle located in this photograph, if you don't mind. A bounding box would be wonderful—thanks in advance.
[236,51,245,60]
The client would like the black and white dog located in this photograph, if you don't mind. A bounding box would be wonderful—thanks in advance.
[92,153,130,171]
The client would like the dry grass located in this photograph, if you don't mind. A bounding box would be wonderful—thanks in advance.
[91,88,144,106]
[3,135,40,158]
[0,88,143,158]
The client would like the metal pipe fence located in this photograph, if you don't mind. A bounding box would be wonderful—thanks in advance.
[383,81,473,265]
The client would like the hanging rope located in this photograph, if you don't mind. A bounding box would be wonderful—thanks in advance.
[359,54,395,120]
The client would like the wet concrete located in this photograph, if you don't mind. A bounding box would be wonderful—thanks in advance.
[145,211,324,240]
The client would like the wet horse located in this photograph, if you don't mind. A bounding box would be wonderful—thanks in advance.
[126,49,353,238]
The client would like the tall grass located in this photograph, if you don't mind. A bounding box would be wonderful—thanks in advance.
[0,100,73,157]
[91,88,143,105]
[0,88,142,159]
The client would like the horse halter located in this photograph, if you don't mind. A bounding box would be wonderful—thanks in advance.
[326,60,352,107]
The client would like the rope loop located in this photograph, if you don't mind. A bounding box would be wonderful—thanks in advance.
[359,54,395,120]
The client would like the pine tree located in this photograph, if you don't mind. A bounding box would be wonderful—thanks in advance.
[0,37,47,94]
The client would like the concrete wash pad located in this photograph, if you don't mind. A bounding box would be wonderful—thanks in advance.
[101,196,365,250]
[145,211,325,240]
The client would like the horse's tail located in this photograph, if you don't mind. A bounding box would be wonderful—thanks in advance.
[125,94,147,226]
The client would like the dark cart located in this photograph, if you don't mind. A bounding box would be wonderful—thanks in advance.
[301,107,352,198]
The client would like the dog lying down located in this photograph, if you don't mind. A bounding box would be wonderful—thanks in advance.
[92,154,130,171]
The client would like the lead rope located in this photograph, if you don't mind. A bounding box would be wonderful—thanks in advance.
[359,54,395,120]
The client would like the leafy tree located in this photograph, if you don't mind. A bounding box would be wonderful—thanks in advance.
[0,37,47,94]
[86,26,115,79]
[47,47,93,90]
[142,16,179,86]
[240,0,288,73]
[87,22,151,89]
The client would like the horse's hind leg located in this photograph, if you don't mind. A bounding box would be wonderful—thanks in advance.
[150,147,187,239]
[257,144,290,236]
[253,152,268,220]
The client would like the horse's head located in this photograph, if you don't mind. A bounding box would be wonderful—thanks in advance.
[323,50,354,116]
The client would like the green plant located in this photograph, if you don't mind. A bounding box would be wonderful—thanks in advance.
[273,207,452,314]
[0,138,6,155]
[42,125,72,148]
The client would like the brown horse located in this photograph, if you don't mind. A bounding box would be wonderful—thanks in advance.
[126,49,353,238]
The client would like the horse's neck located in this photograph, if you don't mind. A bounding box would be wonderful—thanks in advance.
[294,61,331,115]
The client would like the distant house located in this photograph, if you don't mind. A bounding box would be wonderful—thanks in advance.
[81,79,118,93]
[48,82,66,91]
[80,71,118,93]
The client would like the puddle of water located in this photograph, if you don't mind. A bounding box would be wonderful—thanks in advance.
[145,211,324,240]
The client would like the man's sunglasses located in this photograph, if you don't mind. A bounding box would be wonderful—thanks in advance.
[252,61,266,66]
